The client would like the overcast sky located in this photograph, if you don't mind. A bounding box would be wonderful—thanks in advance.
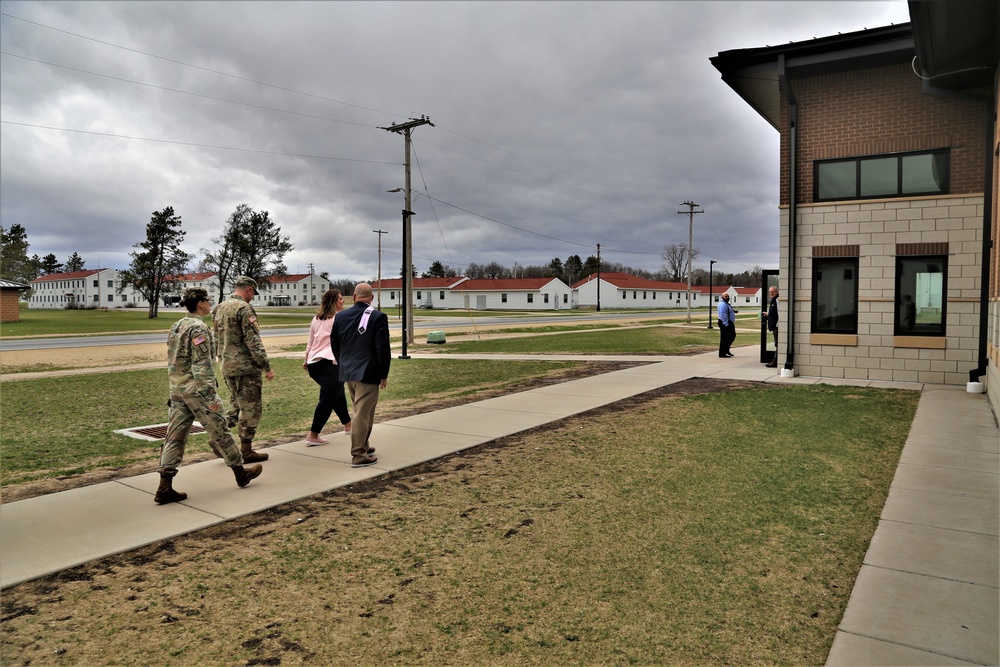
[1,0,911,282]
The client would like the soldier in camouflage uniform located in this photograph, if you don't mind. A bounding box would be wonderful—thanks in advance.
[212,276,274,463]
[157,287,263,504]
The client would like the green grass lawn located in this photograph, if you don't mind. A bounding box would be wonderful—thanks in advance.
[1,305,315,337]
[0,357,581,487]
[0,381,920,665]
[431,323,763,355]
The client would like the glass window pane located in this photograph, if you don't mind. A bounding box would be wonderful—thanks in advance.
[896,256,946,335]
[901,153,947,194]
[860,157,898,197]
[812,258,858,333]
[817,161,856,199]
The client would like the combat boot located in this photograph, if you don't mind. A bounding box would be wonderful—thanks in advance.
[240,441,269,463]
[154,474,188,505]
[233,464,263,488]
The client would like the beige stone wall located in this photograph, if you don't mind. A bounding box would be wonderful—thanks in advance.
[780,194,984,386]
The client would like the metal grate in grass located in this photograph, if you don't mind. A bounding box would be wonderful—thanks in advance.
[114,422,205,441]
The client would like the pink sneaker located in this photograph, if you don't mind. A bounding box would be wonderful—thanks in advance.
[305,436,328,446]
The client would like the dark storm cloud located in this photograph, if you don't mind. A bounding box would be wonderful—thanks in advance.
[1,1,910,280]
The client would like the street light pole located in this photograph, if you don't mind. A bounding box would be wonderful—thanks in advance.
[372,228,387,311]
[708,259,716,329]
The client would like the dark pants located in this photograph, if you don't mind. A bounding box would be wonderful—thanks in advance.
[718,321,736,356]
[307,359,351,433]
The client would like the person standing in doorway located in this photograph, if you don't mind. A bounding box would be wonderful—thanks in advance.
[303,288,352,445]
[157,287,262,504]
[717,293,737,357]
[213,276,274,463]
[763,285,779,368]
[331,283,390,467]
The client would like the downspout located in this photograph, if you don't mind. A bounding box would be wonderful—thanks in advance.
[780,55,797,371]
[970,79,996,384]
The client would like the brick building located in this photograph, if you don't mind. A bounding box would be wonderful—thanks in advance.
[0,279,27,322]
[712,2,997,417]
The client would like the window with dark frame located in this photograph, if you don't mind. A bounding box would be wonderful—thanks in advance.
[895,254,947,336]
[815,149,949,202]
[811,254,859,334]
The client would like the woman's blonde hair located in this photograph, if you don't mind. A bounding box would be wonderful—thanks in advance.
[316,288,341,320]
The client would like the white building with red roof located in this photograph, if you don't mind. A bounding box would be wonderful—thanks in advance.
[370,276,572,310]
[261,273,330,306]
[29,268,130,309]
[573,272,693,310]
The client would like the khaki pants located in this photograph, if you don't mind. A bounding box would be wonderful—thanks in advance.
[346,381,379,463]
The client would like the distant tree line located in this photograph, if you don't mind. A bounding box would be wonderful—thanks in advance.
[2,217,763,320]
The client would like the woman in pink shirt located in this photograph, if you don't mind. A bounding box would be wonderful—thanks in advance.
[303,289,351,444]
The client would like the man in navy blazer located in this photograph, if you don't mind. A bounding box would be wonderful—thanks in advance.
[331,283,391,467]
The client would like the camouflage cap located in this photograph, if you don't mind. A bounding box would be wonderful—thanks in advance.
[182,287,209,302]
[235,276,258,290]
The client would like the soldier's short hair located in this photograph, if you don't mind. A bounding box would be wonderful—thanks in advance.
[181,287,209,312]
[235,276,258,290]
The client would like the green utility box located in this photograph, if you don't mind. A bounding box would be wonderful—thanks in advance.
[427,331,446,344]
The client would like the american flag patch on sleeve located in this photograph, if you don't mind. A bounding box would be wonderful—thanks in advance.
[193,335,206,346]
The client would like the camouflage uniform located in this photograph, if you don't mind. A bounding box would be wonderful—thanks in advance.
[213,282,271,451]
[161,314,243,476]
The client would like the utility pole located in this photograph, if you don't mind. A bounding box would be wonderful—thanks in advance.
[708,259,716,329]
[372,229,387,310]
[380,115,434,357]
[596,243,601,312]
[307,262,315,304]
[677,200,704,323]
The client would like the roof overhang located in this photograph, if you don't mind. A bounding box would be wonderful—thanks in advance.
[908,0,998,91]
[710,24,915,130]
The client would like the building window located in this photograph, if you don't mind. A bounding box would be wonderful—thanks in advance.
[563,294,568,303]
[439,291,445,300]
[416,291,422,300]
[501,293,507,303]
[815,149,949,202]
[390,291,395,300]
[895,255,946,336]
[544,293,549,303]
[93,280,99,287]
[527,293,534,304]
[811,257,859,334]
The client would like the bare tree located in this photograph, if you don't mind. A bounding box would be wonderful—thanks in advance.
[202,204,293,301]
[662,243,699,281]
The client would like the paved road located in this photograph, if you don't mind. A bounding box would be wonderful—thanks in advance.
[0,312,684,351]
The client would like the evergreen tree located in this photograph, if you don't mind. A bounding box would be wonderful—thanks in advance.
[0,224,41,284]
[119,207,191,318]
[65,252,86,272]
[40,253,63,275]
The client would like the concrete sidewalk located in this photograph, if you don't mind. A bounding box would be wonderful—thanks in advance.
[1,349,996,665]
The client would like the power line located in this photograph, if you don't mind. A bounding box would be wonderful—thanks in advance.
[0,121,401,164]
[0,51,374,128]
[0,11,405,120]
[2,12,686,210]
